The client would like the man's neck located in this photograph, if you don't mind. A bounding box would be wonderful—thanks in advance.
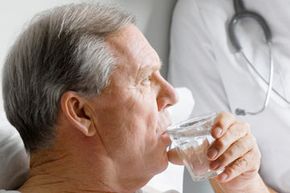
[19,148,121,193]
[18,122,150,193]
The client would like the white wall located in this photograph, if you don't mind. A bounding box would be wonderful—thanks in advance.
[0,0,82,115]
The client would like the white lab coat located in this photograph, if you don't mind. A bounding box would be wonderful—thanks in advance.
[168,0,290,192]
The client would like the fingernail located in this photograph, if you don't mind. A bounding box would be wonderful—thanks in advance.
[210,162,220,170]
[219,173,228,181]
[214,127,223,137]
[207,148,218,159]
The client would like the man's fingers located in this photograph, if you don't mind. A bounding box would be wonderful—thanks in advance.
[212,112,236,138]
[216,148,261,182]
[208,122,250,161]
[167,148,183,165]
[209,133,255,170]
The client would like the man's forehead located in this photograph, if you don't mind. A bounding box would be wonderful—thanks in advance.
[105,25,162,70]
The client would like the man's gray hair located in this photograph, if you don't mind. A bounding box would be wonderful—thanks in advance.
[2,3,135,152]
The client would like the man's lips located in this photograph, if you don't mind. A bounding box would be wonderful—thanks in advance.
[160,131,171,147]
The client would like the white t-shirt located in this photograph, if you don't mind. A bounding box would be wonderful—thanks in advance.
[168,0,290,192]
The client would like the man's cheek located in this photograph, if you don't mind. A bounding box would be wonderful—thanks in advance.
[146,132,161,152]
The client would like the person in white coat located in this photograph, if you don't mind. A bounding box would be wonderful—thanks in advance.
[168,0,290,193]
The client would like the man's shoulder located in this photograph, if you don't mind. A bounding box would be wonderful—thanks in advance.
[140,186,179,193]
[0,191,20,193]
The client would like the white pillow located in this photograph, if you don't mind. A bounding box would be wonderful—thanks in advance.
[0,115,29,190]
[168,87,195,124]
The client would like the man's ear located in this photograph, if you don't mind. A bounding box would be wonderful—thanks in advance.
[60,91,96,137]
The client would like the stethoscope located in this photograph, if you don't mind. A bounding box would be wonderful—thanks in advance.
[228,0,285,116]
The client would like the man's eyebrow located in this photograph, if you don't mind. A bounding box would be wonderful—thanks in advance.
[142,61,161,74]
[136,60,162,80]
[148,57,163,72]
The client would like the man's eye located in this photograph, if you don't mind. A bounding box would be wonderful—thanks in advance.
[141,76,152,86]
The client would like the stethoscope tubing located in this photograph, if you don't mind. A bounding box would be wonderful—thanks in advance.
[228,0,275,116]
[228,11,272,52]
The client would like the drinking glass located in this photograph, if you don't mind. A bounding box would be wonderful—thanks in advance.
[167,113,224,181]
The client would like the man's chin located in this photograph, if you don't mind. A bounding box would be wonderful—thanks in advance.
[161,160,169,172]
[156,156,169,174]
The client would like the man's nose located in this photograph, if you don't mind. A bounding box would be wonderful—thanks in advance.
[157,77,178,111]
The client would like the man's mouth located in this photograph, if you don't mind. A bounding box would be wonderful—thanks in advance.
[160,131,172,147]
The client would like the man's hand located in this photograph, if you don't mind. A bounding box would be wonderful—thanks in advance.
[168,112,270,193]
[208,112,272,193]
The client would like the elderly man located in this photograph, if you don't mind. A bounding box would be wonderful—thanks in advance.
[2,3,270,193]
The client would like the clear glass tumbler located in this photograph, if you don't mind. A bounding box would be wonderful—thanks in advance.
[167,113,224,181]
